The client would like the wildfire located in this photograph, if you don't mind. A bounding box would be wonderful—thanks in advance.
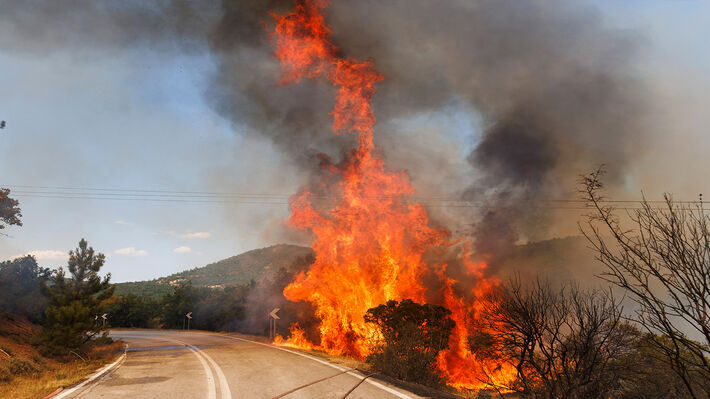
[274,323,315,351]
[270,0,515,390]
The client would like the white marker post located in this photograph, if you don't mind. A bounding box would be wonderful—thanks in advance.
[186,312,192,331]
[269,308,280,341]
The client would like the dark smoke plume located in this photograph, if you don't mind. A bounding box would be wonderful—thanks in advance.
[1,0,654,267]
[324,0,652,262]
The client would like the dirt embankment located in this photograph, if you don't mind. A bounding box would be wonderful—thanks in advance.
[0,313,123,399]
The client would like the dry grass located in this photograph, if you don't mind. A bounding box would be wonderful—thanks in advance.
[1,344,123,399]
[0,313,123,399]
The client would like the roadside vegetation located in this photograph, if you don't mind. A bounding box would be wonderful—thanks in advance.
[38,239,115,355]
[358,170,710,398]
[0,239,122,398]
[468,278,704,398]
[581,167,710,398]
[0,313,122,399]
[364,299,455,387]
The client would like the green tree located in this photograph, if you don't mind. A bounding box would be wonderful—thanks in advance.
[161,281,197,329]
[0,255,50,320]
[193,285,249,331]
[39,239,115,355]
[364,299,455,387]
[0,188,21,234]
[102,294,160,328]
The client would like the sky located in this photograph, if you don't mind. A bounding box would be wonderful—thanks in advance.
[1,0,709,283]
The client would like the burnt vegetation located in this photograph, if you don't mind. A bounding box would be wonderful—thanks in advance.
[465,276,708,399]
[581,167,710,398]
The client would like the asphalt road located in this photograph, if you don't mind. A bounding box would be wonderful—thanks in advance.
[63,330,422,399]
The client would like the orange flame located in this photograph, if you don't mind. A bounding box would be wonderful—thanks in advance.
[274,323,315,351]
[270,0,514,389]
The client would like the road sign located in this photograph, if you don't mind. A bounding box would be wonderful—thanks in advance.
[101,313,108,320]
[186,312,192,319]
[268,308,281,341]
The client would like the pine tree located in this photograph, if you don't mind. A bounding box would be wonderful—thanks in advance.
[39,239,115,355]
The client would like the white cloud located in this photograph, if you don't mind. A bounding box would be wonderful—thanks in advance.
[114,247,148,257]
[181,231,211,239]
[114,220,130,225]
[156,230,211,239]
[173,246,192,254]
[10,250,68,261]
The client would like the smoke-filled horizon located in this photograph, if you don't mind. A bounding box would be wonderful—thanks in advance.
[0,1,705,275]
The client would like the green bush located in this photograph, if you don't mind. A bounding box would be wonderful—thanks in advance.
[364,299,455,387]
[0,256,51,321]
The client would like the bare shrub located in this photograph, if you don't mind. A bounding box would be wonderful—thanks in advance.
[580,167,710,398]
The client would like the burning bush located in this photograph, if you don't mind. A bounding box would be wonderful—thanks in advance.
[364,299,455,387]
[469,277,626,398]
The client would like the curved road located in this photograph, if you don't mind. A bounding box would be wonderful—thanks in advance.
[62,330,421,399]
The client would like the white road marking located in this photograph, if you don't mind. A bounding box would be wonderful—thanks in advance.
[109,330,416,399]
[215,333,415,399]
[107,332,231,399]
[165,338,218,399]
[186,343,233,399]
[54,350,126,399]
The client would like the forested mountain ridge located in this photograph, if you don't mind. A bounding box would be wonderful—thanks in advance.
[114,237,603,299]
[115,244,314,298]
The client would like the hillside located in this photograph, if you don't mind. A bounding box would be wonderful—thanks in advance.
[115,244,314,298]
[115,238,604,299]
[0,313,122,398]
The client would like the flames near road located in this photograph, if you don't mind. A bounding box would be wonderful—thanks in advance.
[270,0,514,389]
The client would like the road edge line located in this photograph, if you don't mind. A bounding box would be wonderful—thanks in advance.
[216,333,414,399]
[53,348,127,399]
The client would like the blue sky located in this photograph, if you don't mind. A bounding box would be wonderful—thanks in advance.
[0,49,305,281]
[1,1,708,282]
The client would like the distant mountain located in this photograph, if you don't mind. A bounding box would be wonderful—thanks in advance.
[115,236,603,299]
[115,244,314,298]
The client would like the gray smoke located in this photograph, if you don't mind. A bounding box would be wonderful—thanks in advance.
[325,0,652,262]
[0,0,654,265]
